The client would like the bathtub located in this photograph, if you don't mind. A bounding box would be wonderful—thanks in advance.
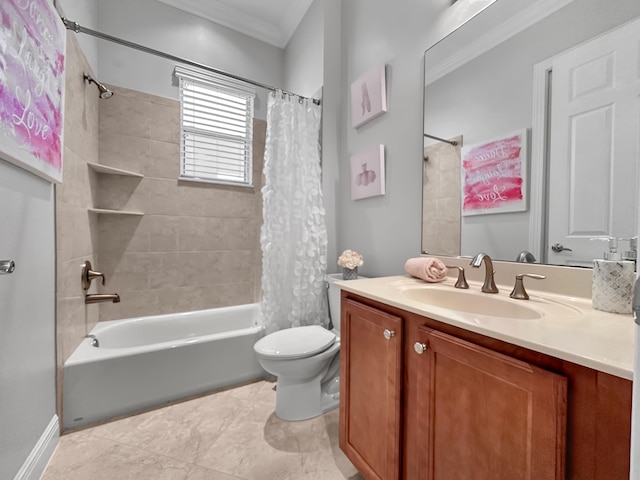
[62,304,265,431]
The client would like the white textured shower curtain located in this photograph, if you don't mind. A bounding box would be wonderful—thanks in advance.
[260,92,328,334]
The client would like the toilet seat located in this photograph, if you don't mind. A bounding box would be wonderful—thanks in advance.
[254,325,336,360]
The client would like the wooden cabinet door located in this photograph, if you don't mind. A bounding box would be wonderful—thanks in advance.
[340,298,403,480]
[412,327,567,480]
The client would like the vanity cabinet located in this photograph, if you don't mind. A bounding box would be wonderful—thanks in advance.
[339,298,403,480]
[339,292,632,480]
[409,327,566,480]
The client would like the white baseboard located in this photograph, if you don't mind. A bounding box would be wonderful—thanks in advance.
[13,415,59,480]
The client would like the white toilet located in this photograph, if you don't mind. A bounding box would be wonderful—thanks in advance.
[253,273,349,421]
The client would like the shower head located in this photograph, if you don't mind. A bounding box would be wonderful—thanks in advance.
[83,73,113,99]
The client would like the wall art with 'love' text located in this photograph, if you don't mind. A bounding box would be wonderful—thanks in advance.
[0,0,66,183]
[461,129,528,216]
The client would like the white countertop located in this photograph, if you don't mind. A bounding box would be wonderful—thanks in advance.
[336,275,636,380]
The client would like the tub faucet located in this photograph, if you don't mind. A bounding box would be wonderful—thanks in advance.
[85,293,120,304]
[470,253,499,293]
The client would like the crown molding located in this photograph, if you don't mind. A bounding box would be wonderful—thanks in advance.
[156,0,312,48]
[278,0,314,46]
[425,0,574,85]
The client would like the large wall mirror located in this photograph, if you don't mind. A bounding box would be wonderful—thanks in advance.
[422,0,640,267]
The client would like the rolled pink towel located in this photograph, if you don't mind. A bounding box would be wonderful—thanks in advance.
[404,257,448,283]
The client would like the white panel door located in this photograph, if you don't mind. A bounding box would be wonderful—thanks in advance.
[547,17,640,266]
[0,159,56,479]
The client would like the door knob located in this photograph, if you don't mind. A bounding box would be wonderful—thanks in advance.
[383,329,395,340]
[551,243,573,253]
[414,342,428,354]
[0,260,15,274]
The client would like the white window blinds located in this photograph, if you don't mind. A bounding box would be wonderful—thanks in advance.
[174,65,256,186]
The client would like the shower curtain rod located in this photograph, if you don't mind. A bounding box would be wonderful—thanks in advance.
[423,133,458,146]
[61,18,320,104]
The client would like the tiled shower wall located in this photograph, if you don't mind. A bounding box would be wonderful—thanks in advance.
[56,33,101,418]
[56,36,265,421]
[95,85,265,321]
[421,136,462,256]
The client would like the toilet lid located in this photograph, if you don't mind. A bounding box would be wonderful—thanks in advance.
[254,325,336,360]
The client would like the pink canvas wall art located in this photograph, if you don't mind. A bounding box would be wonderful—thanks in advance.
[350,145,385,200]
[461,129,528,216]
[350,64,386,128]
[0,0,66,183]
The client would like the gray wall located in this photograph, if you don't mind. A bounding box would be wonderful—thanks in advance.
[337,0,491,277]
[0,160,57,479]
[95,0,286,119]
[284,0,324,97]
[54,0,99,74]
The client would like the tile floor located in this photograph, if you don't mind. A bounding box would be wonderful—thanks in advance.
[42,381,363,480]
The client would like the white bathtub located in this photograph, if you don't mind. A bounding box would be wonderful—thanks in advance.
[62,304,265,431]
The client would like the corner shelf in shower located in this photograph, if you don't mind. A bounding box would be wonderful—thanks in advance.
[87,162,144,178]
[88,208,144,216]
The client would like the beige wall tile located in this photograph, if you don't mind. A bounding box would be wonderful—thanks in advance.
[147,140,180,179]
[178,217,259,252]
[96,175,146,211]
[61,79,264,330]
[146,178,182,216]
[98,215,149,255]
[115,253,154,291]
[56,202,75,260]
[149,215,179,252]
[114,289,161,320]
[148,102,180,143]
[117,98,151,140]
[148,253,181,290]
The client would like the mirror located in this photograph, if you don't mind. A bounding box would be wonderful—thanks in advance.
[422,0,640,267]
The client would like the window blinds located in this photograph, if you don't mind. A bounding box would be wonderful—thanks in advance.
[174,65,256,186]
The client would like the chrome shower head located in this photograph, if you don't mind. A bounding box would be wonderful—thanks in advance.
[83,73,113,99]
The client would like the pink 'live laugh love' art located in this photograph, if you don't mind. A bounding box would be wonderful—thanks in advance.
[0,0,66,183]
[461,129,528,216]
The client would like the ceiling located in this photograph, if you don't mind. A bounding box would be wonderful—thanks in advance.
[154,0,314,49]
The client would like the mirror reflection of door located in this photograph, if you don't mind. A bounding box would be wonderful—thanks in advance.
[546,18,640,266]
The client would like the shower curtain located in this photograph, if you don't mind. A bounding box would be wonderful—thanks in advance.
[260,91,328,334]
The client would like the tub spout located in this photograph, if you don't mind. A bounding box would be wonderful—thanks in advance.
[85,293,120,304]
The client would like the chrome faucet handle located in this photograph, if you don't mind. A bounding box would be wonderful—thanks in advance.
[81,260,106,290]
[445,265,469,289]
[509,273,546,300]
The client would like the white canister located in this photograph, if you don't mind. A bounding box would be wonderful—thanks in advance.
[592,259,635,314]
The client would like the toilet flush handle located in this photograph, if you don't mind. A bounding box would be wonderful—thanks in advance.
[383,329,395,340]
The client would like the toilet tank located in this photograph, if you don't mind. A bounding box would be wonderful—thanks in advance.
[326,273,368,332]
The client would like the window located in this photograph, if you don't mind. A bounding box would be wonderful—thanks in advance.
[175,65,255,187]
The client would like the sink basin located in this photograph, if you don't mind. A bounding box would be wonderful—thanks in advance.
[399,286,543,319]
[388,280,584,320]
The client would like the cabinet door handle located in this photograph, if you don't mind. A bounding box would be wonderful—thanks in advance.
[0,260,15,274]
[383,329,395,340]
[414,342,428,354]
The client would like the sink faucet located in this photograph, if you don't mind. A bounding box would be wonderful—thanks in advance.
[515,250,536,263]
[470,253,499,293]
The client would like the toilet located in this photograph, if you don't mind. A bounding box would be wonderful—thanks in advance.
[253,273,351,421]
